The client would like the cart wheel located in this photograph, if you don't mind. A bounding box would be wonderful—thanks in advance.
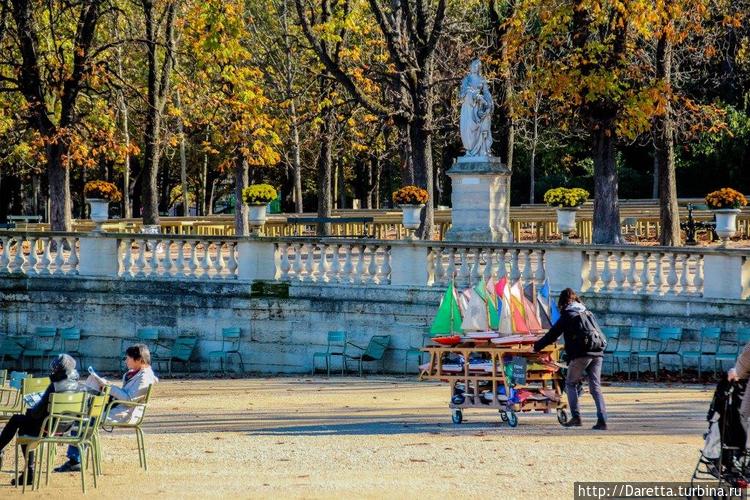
[499,410,508,422]
[451,409,463,424]
[557,409,569,426]
[505,411,518,428]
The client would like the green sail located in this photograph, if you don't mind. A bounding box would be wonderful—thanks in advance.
[430,282,463,336]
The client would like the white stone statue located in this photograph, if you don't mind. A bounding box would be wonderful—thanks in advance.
[459,59,494,157]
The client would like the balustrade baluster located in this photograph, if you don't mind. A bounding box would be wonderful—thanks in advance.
[68,238,79,274]
[615,252,626,292]
[279,243,291,280]
[342,244,354,283]
[135,239,147,277]
[319,244,330,282]
[678,254,690,294]
[151,239,163,277]
[213,242,225,278]
[26,237,38,275]
[330,244,341,283]
[200,241,212,278]
[694,254,704,291]
[626,252,638,293]
[122,239,133,277]
[188,241,199,278]
[368,245,379,284]
[52,238,64,275]
[173,240,186,278]
[666,254,678,293]
[598,252,611,292]
[653,253,664,294]
[535,250,546,285]
[0,236,9,272]
[497,250,508,281]
[457,248,470,287]
[380,246,392,284]
[305,243,316,281]
[227,242,238,278]
[446,248,456,283]
[433,247,446,285]
[293,243,304,281]
[510,249,521,282]
[355,245,367,284]
[40,238,52,275]
[587,252,600,292]
[162,240,174,276]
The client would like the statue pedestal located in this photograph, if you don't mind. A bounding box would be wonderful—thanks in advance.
[444,156,512,243]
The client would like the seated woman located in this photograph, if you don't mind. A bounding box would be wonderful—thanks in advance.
[56,343,158,473]
[0,354,82,485]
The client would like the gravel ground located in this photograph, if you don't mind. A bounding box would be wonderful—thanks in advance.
[0,377,713,499]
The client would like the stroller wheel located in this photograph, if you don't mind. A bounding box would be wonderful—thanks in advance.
[451,409,463,424]
[557,409,570,425]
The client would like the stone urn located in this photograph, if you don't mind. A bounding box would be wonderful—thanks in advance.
[714,208,740,246]
[400,204,424,239]
[86,198,109,232]
[248,204,268,235]
[556,207,579,244]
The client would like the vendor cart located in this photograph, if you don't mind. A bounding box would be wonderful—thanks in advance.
[420,338,569,427]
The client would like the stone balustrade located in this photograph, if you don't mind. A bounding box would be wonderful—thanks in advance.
[0,230,748,301]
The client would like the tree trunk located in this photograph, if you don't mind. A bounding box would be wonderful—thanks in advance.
[651,154,659,199]
[317,103,334,235]
[592,127,622,244]
[201,129,209,216]
[47,143,72,231]
[411,114,434,239]
[141,0,160,226]
[338,159,346,209]
[290,99,303,213]
[529,95,539,204]
[176,88,189,216]
[656,30,680,246]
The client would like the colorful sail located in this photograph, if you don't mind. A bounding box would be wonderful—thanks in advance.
[509,280,531,334]
[430,282,463,335]
[495,276,513,335]
[485,278,500,330]
[537,279,553,329]
[523,282,543,332]
[460,285,490,332]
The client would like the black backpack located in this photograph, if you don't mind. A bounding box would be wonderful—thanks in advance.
[569,310,607,353]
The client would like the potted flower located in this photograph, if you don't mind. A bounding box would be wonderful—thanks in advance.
[705,187,747,245]
[392,185,429,239]
[84,180,122,229]
[543,187,589,244]
[242,183,277,230]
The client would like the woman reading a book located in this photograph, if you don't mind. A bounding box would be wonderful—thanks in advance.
[0,354,82,485]
[56,343,158,473]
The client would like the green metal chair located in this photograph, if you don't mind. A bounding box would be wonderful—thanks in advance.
[715,327,750,375]
[683,327,721,379]
[404,333,431,375]
[207,327,245,375]
[22,327,58,373]
[611,326,649,380]
[601,326,619,375]
[0,368,6,386]
[0,371,28,419]
[14,391,88,493]
[58,327,84,369]
[103,383,154,471]
[0,337,24,369]
[653,327,684,380]
[157,335,197,376]
[312,331,347,376]
[631,327,661,380]
[345,335,391,376]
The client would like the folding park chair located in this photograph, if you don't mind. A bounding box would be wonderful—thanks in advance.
[683,327,720,380]
[312,331,347,377]
[102,384,154,470]
[207,327,245,375]
[345,335,391,377]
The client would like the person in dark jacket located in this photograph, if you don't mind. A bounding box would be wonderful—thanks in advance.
[533,288,608,430]
[0,354,82,485]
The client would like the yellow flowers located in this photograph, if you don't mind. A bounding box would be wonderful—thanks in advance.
[392,185,428,205]
[705,188,747,209]
[242,184,277,205]
[543,187,589,208]
[84,180,122,203]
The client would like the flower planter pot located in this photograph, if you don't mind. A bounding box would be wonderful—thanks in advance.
[248,204,268,234]
[86,198,109,232]
[400,204,424,239]
[714,208,740,246]
[556,207,579,244]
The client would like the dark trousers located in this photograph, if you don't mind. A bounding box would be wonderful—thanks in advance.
[0,414,42,470]
[566,356,607,421]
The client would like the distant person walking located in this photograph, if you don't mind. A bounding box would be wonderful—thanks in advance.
[533,288,608,430]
